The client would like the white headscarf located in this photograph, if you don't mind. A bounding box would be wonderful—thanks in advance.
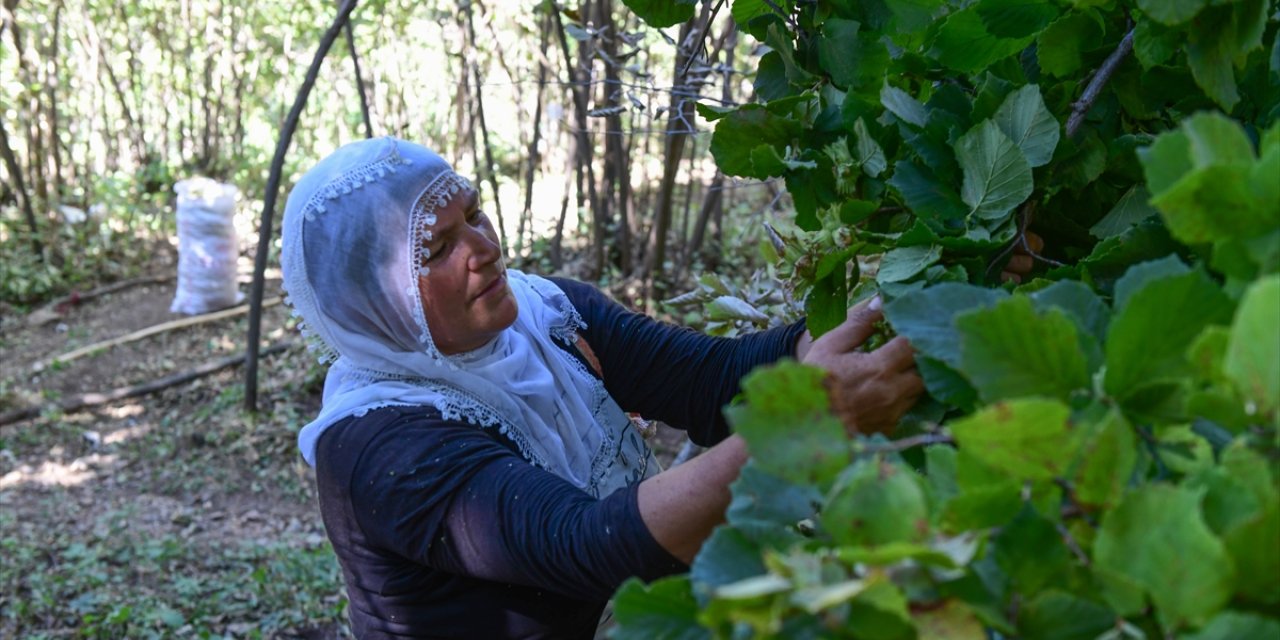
[281,137,655,497]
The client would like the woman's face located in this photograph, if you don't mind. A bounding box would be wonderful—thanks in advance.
[416,187,518,355]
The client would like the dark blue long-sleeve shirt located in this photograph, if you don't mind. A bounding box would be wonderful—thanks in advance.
[313,278,806,639]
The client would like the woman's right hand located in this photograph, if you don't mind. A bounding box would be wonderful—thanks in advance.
[800,297,925,435]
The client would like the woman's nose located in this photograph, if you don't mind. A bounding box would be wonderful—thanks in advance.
[466,227,502,271]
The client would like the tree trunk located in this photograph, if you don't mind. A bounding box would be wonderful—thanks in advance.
[553,4,601,278]
[0,116,42,260]
[519,9,551,257]
[46,2,62,201]
[463,2,507,248]
[645,8,709,301]
[598,0,632,274]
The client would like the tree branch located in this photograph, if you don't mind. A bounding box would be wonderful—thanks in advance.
[861,433,954,453]
[244,0,359,412]
[2,341,296,429]
[1065,28,1135,139]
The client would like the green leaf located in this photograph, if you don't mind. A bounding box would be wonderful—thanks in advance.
[613,575,710,640]
[710,106,803,179]
[884,0,944,33]
[707,295,770,324]
[1216,444,1280,602]
[1028,280,1110,344]
[993,506,1071,593]
[944,448,1023,529]
[836,542,958,569]
[1136,0,1207,26]
[823,458,929,547]
[726,462,823,548]
[691,527,768,590]
[880,83,929,128]
[819,19,889,91]
[1094,485,1234,629]
[883,283,1008,368]
[846,580,915,640]
[1069,408,1136,509]
[621,0,696,28]
[956,120,1034,222]
[1140,129,1194,196]
[1152,166,1274,246]
[888,161,969,221]
[1135,18,1181,68]
[725,362,850,488]
[730,0,790,28]
[1105,265,1236,402]
[1183,611,1280,640]
[1038,13,1104,77]
[765,23,816,85]
[852,118,887,177]
[1183,111,1255,168]
[1186,6,1243,110]
[948,398,1076,482]
[1112,254,1190,311]
[806,264,849,338]
[1224,275,1280,417]
[1051,132,1107,190]
[913,599,987,640]
[992,84,1060,168]
[918,356,982,411]
[1018,590,1115,640]
[955,296,1091,403]
[1090,186,1159,239]
[975,0,1059,39]
[877,245,942,284]
[932,8,1036,73]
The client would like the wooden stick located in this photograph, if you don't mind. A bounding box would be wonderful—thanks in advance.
[1066,28,1135,139]
[245,0,359,413]
[26,274,176,326]
[34,296,281,371]
[1,340,296,428]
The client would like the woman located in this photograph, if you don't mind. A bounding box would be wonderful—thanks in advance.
[281,137,922,639]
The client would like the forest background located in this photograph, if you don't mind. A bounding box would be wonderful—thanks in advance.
[2,0,1279,638]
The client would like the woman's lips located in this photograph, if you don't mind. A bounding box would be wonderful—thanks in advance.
[474,272,507,301]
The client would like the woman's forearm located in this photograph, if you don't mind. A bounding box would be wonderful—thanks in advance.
[636,434,750,564]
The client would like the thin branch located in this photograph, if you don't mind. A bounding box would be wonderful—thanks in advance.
[1056,522,1092,567]
[1065,28,1135,138]
[861,433,955,453]
[344,20,374,138]
[1,341,296,429]
[245,0,359,412]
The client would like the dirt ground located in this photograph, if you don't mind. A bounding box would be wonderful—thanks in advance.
[0,267,691,638]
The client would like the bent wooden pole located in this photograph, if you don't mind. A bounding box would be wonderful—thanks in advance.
[1,341,296,429]
[245,0,359,413]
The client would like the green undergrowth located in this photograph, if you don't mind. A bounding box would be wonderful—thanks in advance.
[0,507,344,639]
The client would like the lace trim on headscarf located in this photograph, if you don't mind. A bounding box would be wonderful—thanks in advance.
[334,362,555,471]
[402,171,474,362]
[304,150,414,219]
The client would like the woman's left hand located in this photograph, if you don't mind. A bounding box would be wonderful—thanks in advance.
[797,297,925,435]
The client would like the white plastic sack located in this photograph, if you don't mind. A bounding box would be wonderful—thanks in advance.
[171,178,243,314]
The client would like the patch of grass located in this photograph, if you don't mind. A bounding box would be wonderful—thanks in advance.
[0,509,348,638]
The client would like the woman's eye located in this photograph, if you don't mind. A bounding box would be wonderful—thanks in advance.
[468,210,486,225]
